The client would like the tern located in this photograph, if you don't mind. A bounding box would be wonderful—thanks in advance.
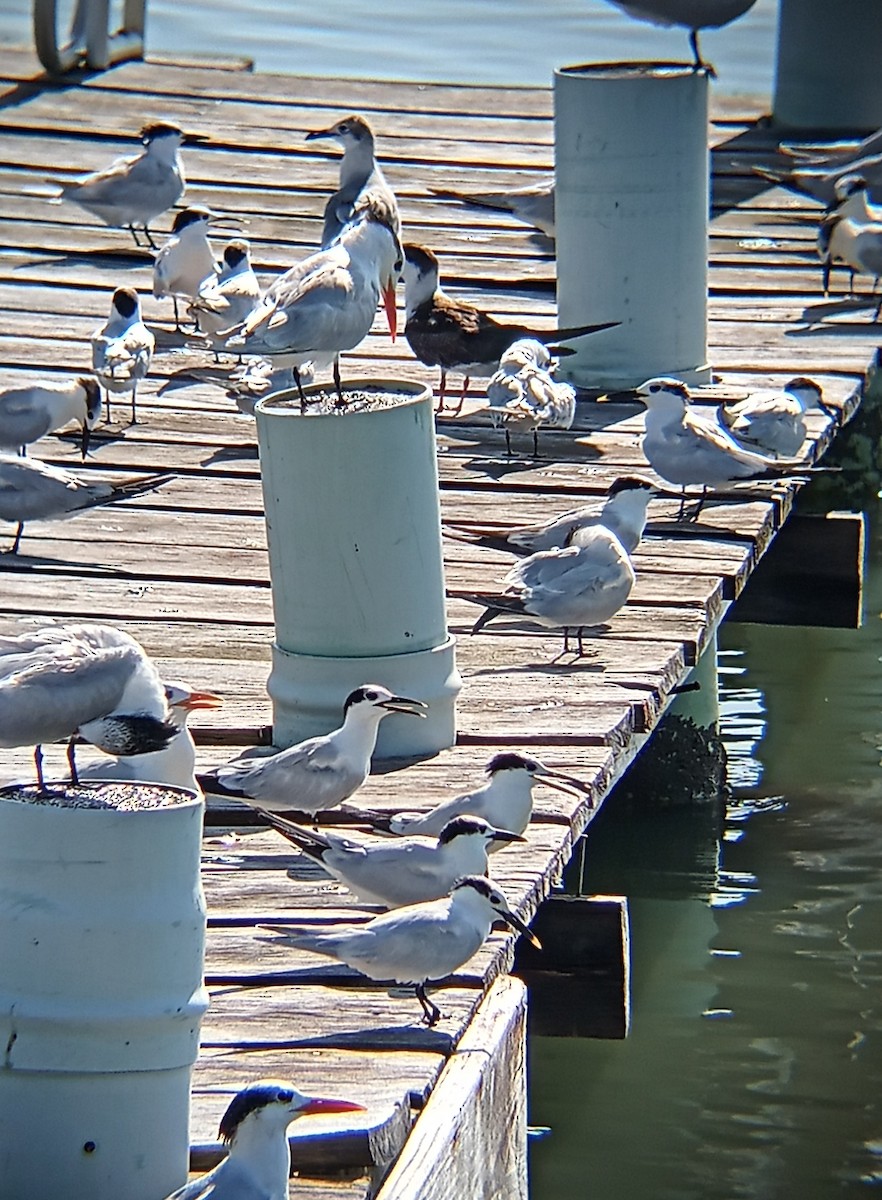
[603,0,759,72]
[269,874,540,1027]
[0,622,176,790]
[260,811,525,908]
[199,684,427,815]
[754,152,882,208]
[188,238,262,350]
[817,175,882,293]
[228,196,401,407]
[162,1080,364,1200]
[91,286,155,424]
[429,178,555,238]
[153,207,219,331]
[0,375,102,458]
[0,453,172,555]
[402,242,617,413]
[486,338,576,456]
[719,377,832,458]
[305,113,401,248]
[48,122,204,249]
[368,751,592,840]
[464,524,636,655]
[77,681,222,792]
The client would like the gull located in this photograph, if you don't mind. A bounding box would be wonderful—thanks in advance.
[305,113,401,248]
[719,377,832,458]
[48,122,204,249]
[260,811,525,908]
[0,453,172,555]
[188,238,262,351]
[0,375,102,458]
[228,196,401,407]
[402,242,617,414]
[77,681,222,792]
[602,0,759,72]
[91,286,155,424]
[368,751,593,840]
[0,622,176,790]
[153,207,219,331]
[198,684,427,815]
[464,523,636,656]
[268,874,540,1027]
[162,1079,364,1200]
[486,338,576,456]
[817,175,882,293]
[429,178,555,239]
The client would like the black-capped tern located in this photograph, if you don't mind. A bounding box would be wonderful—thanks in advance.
[817,175,882,294]
[199,684,427,815]
[603,0,758,72]
[162,1080,364,1200]
[305,113,401,248]
[153,207,219,331]
[188,238,262,350]
[719,377,832,458]
[486,338,577,456]
[0,375,101,458]
[91,286,155,424]
[269,874,540,1027]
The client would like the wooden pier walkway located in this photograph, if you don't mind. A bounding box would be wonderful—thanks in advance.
[0,43,876,1198]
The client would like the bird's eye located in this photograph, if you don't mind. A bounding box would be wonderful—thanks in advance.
[365,690,379,701]
[277,1090,294,1103]
[649,384,660,394]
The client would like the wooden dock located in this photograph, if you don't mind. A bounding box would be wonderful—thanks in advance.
[0,43,876,1198]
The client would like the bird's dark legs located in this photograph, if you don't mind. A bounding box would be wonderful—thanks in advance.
[532,429,539,458]
[144,224,159,251]
[505,429,513,457]
[128,224,145,248]
[33,745,45,792]
[450,376,470,417]
[9,521,24,554]
[130,384,138,425]
[293,366,307,411]
[415,983,442,1027]
[66,737,80,785]
[434,370,447,415]
[104,387,112,423]
[172,296,182,332]
[690,29,715,75]
[333,357,346,408]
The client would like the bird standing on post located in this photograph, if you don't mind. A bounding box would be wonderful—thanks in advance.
[91,286,155,424]
[602,0,759,73]
[305,113,401,248]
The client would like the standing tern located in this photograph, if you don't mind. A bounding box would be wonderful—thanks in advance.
[486,338,576,456]
[198,684,427,815]
[368,751,592,840]
[48,122,204,249]
[0,375,102,458]
[719,377,832,458]
[153,207,219,331]
[429,178,555,239]
[464,523,636,655]
[269,874,540,1027]
[817,175,882,294]
[0,454,173,554]
[0,622,177,790]
[402,242,617,414]
[602,0,759,72]
[188,238,262,350]
[305,113,401,248]
[260,810,525,907]
[91,286,155,424]
[162,1079,364,1200]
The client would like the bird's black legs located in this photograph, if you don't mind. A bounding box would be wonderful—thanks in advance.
[415,983,442,1027]
[66,737,80,785]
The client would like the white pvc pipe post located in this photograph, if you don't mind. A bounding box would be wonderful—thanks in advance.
[554,63,711,390]
[0,784,207,1200]
[772,0,882,131]
[254,381,460,757]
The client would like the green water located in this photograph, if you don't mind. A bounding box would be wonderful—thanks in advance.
[529,504,882,1199]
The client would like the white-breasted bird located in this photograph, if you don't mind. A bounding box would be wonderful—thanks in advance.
[188,238,262,349]
[487,338,577,456]
[198,684,427,815]
[0,453,172,555]
[369,751,592,840]
[153,207,219,330]
[91,286,155,424]
[719,377,832,458]
[268,874,540,1026]
[603,0,759,72]
[162,1080,364,1200]
[48,121,204,249]
[0,622,176,790]
[817,174,882,294]
[0,375,102,458]
[260,811,525,908]
[305,113,401,248]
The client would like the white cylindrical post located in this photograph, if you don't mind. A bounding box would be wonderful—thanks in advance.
[554,62,711,390]
[773,0,882,131]
[0,782,208,1200]
[254,381,460,756]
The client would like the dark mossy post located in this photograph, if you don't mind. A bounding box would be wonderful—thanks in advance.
[0,781,207,1200]
[254,381,461,757]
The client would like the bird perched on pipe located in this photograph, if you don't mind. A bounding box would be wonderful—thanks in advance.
[0,375,102,458]
[305,113,401,248]
[91,286,155,424]
[602,0,759,73]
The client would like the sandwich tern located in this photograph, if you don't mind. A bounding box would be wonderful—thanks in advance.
[817,175,882,293]
[0,375,101,458]
[188,238,262,350]
[162,1080,364,1200]
[199,684,427,815]
[719,377,832,458]
[486,338,577,456]
[153,207,219,330]
[91,286,155,424]
[269,874,540,1026]
[305,113,401,248]
[603,0,759,72]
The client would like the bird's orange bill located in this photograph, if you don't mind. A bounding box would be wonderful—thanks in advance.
[300,1096,367,1116]
[181,690,224,712]
[382,281,398,342]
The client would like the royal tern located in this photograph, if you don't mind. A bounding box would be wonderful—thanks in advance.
[464,523,636,655]
[270,874,540,1026]
[188,238,262,350]
[603,0,758,72]
[261,811,524,908]
[228,196,401,407]
[402,242,617,414]
[162,1080,364,1200]
[153,207,219,331]
[77,681,222,792]
[429,178,555,238]
[817,175,882,293]
[486,338,576,456]
[369,751,592,840]
[91,286,155,424]
[719,377,831,458]
[0,453,172,555]
[199,685,427,815]
[0,375,101,458]
[306,113,401,248]
[0,622,176,790]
